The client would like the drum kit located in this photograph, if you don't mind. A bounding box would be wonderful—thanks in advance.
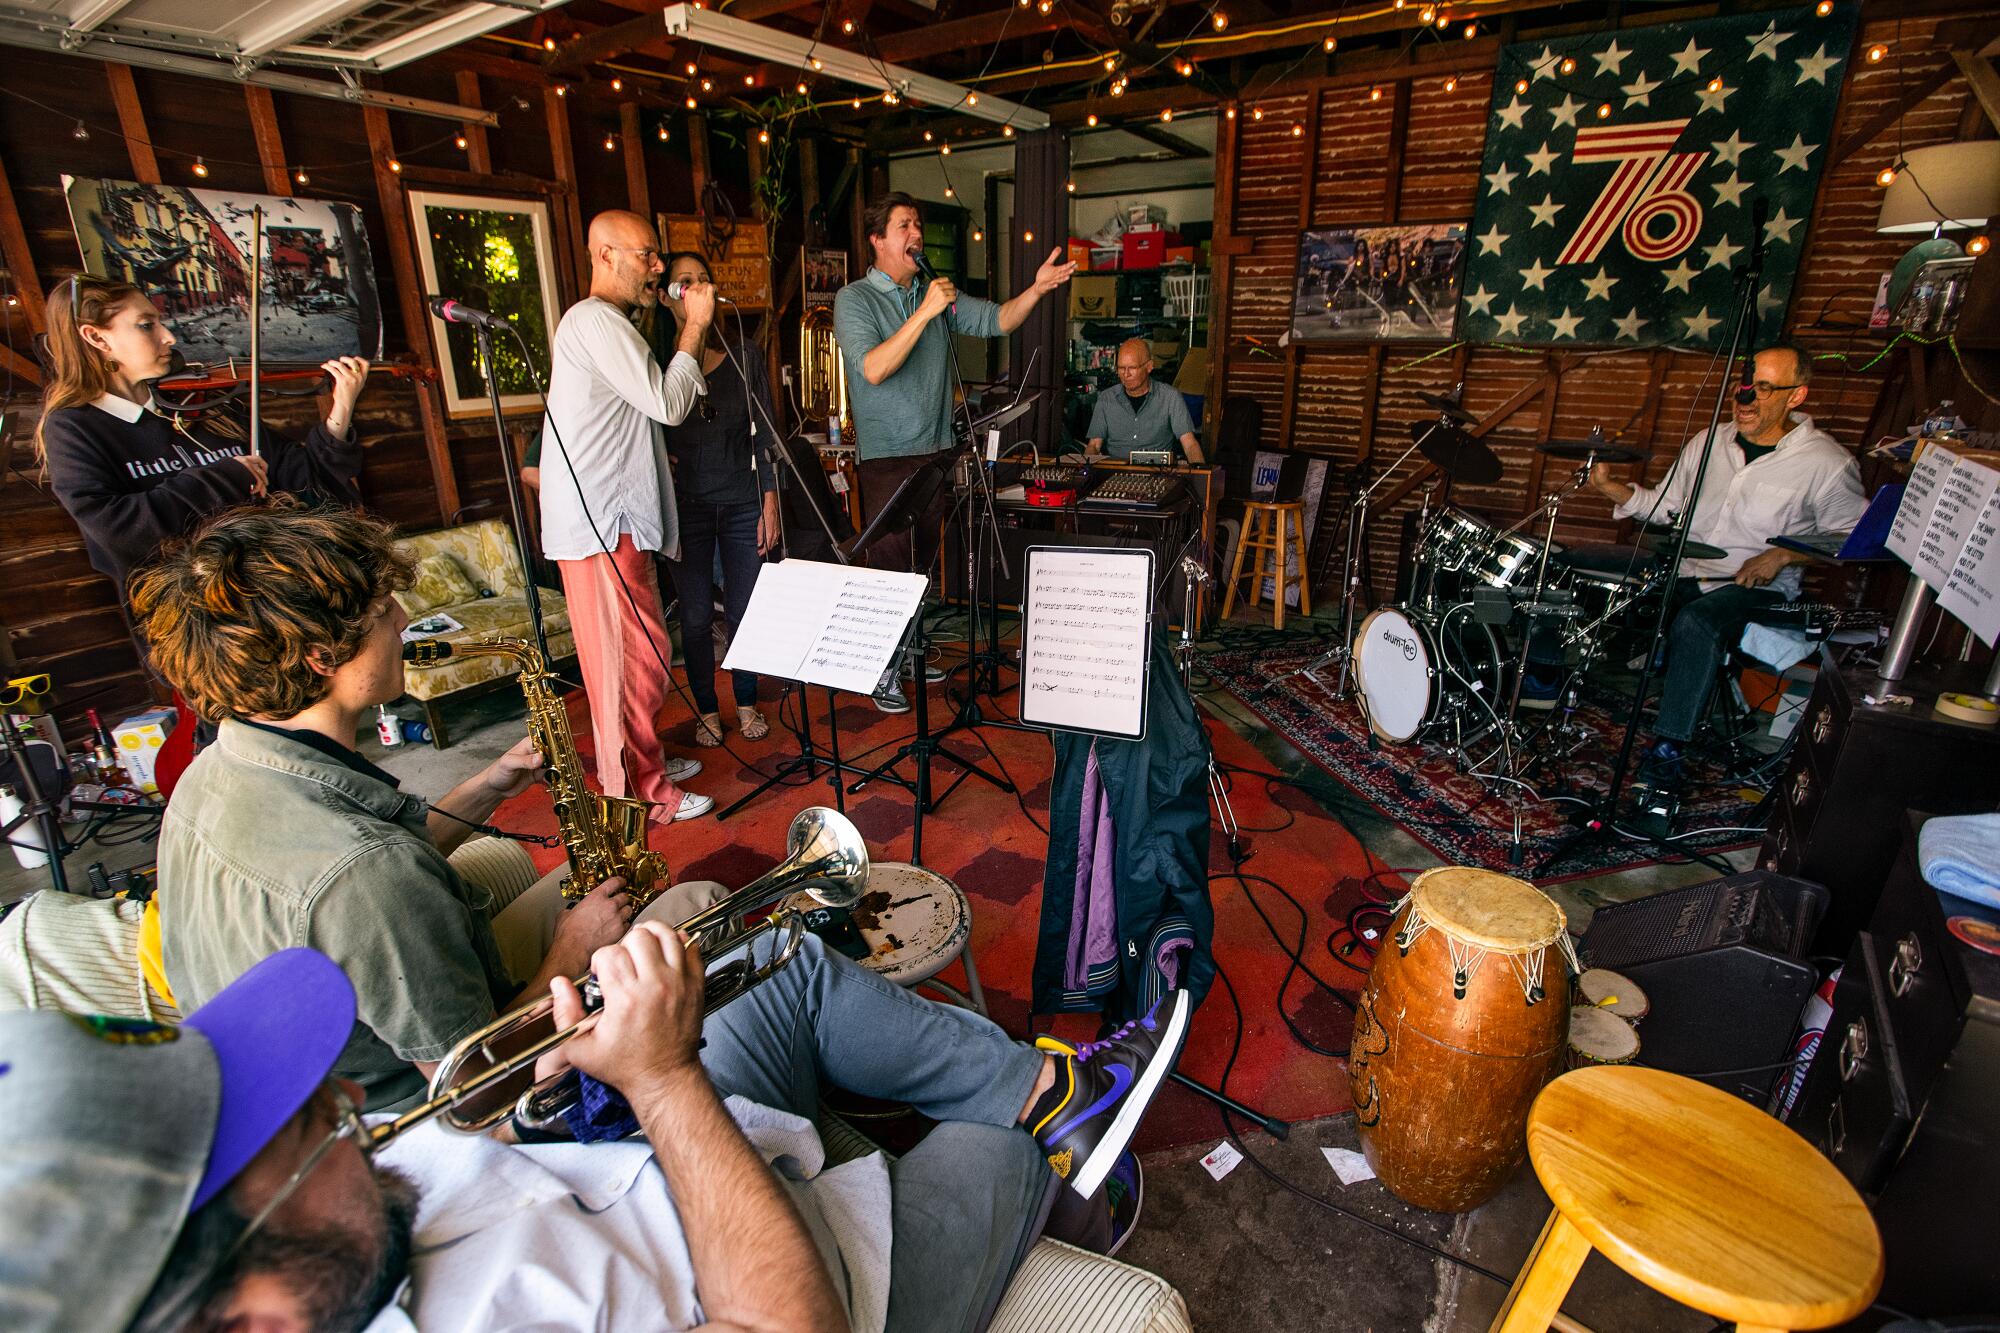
[1306,394,1725,856]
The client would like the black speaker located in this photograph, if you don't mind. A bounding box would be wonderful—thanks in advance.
[1218,394,1263,499]
[1579,872,1829,1104]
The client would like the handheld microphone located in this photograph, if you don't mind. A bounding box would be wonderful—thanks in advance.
[427,295,511,330]
[908,249,955,314]
[662,280,734,303]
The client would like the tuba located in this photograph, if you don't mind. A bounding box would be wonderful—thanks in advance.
[370,805,869,1142]
[799,304,853,448]
[403,636,669,908]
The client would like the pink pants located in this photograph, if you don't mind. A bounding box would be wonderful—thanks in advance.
[557,534,685,812]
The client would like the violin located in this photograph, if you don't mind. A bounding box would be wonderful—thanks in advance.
[153,357,437,412]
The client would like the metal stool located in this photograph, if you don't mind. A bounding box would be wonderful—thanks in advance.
[1222,500,1312,630]
[791,861,987,1014]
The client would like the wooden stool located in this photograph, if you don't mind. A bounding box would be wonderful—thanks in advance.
[1491,1065,1882,1333]
[787,861,987,1015]
[1222,500,1312,629]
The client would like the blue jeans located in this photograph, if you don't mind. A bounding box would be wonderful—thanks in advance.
[666,497,766,713]
[703,932,1053,1333]
[1653,579,1784,743]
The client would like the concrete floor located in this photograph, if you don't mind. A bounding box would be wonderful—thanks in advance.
[1,605,1763,1331]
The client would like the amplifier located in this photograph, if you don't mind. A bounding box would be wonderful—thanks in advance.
[1580,872,1828,1103]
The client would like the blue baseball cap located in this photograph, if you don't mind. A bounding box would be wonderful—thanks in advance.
[0,948,356,1333]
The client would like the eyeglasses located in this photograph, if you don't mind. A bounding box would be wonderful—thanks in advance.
[220,1084,373,1269]
[0,674,51,709]
[605,245,663,264]
[1743,381,1802,397]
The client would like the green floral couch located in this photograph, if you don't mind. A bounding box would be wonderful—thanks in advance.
[392,519,575,748]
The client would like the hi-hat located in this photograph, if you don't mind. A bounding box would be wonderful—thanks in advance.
[1413,420,1502,485]
[1635,528,1728,561]
[1417,390,1476,425]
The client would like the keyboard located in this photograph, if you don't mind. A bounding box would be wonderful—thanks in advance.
[1080,470,1187,510]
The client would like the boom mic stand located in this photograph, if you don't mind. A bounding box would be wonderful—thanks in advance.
[1534,200,1769,877]
[476,322,553,667]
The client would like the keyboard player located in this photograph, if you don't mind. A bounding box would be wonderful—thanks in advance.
[1086,339,1204,465]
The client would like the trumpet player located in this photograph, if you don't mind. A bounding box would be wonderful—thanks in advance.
[132,502,716,1112]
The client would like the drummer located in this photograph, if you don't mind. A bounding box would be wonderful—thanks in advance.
[1585,344,1866,796]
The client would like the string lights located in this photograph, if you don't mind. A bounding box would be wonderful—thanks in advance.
[1866,42,1888,61]
[71,120,88,141]
[191,156,208,177]
[1211,10,1228,31]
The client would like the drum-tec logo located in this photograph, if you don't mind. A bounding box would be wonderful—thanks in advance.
[1380,628,1418,661]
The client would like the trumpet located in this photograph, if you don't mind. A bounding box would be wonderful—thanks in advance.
[369,806,868,1145]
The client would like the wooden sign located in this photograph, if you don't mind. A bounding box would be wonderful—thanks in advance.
[660,215,772,309]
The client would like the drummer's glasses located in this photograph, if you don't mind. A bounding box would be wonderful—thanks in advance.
[1735,380,1801,406]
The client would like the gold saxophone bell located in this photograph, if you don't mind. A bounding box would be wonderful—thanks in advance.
[369,805,869,1145]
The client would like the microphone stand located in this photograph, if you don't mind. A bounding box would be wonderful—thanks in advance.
[1534,200,1768,877]
[477,321,553,666]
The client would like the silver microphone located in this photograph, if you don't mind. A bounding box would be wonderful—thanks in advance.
[662,280,733,303]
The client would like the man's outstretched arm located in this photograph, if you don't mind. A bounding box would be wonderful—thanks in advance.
[996,247,1078,333]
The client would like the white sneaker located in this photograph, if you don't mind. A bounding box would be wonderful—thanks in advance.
[670,790,714,821]
[665,756,703,783]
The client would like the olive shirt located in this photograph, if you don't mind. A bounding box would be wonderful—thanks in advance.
[158,719,514,1110]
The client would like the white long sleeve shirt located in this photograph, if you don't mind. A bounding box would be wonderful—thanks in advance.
[362,1100,892,1333]
[1612,412,1868,598]
[536,297,708,563]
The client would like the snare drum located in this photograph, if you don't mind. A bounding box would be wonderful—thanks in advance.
[1566,1004,1642,1068]
[1464,528,1565,591]
[1352,606,1502,744]
[1350,867,1579,1212]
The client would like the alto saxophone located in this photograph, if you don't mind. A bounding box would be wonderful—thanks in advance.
[404,637,670,907]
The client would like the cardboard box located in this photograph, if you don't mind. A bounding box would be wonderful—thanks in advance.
[1067,237,1093,270]
[1070,275,1119,321]
[113,706,179,794]
[1123,231,1166,269]
[1173,346,1209,393]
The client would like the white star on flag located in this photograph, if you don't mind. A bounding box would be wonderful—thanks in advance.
[1523,141,1560,176]
[1496,97,1531,130]
[1484,163,1519,196]
[1669,38,1710,76]
[1773,133,1818,174]
[1478,222,1511,255]
[1495,304,1529,338]
[1695,80,1733,115]
[1703,236,1743,270]
[1593,39,1632,75]
[1521,257,1555,290]
[1662,258,1700,293]
[1548,94,1582,129]
[1621,72,1662,106]
[1528,194,1565,228]
[1710,131,1754,167]
[1794,45,1840,85]
[1531,46,1563,80]
[1745,23,1789,61]
[1581,267,1619,301]
[1614,309,1650,340]
[1682,307,1721,340]
[1464,285,1498,316]
[1711,173,1751,208]
[1763,206,1803,246]
[1549,307,1584,339]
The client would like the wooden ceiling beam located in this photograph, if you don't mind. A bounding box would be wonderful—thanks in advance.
[545,11,667,73]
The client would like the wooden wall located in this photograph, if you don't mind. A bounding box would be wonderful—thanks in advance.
[1207,4,2000,605]
[0,47,771,738]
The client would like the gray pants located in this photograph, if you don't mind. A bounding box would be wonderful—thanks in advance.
[703,931,1053,1333]
[1654,579,1785,743]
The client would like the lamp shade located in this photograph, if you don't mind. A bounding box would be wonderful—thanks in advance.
[1877,141,2000,234]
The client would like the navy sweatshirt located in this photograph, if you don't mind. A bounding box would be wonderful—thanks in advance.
[40,395,364,597]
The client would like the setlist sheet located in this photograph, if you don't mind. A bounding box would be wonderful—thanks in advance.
[722,559,928,694]
[1939,476,2000,647]
[1885,445,1958,586]
[1019,546,1154,740]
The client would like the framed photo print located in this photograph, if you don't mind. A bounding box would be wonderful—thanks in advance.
[1290,223,1467,342]
[407,190,563,417]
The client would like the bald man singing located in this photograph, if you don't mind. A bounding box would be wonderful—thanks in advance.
[538,210,714,823]
[1085,339,1203,464]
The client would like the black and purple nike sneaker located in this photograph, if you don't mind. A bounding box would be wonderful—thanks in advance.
[1027,990,1191,1197]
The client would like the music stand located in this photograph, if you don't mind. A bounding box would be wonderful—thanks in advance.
[844,453,1010,865]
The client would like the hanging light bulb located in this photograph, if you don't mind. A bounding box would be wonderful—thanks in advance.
[1595,101,1613,118]
[1368,86,1382,102]
[1462,21,1477,38]
[1967,235,1990,255]
[1178,60,1192,76]
[687,95,699,109]
[1814,0,1832,14]
[1323,34,1337,52]
[600,133,616,151]
[812,57,823,70]
[658,124,670,140]
[1211,11,1228,31]
[852,97,862,108]
[798,81,809,95]
[71,120,89,141]
[3,294,16,308]
[1225,107,1236,119]
[1162,106,1175,121]
[1110,81,1124,96]
[556,84,568,97]
[1418,4,1434,20]
[940,143,951,154]
[1038,0,1052,12]
[191,156,209,177]
[1436,11,1450,27]
[841,17,855,33]
[1003,125,1015,136]
[1515,77,1529,93]
[1866,42,1888,61]
[943,185,954,197]
[455,134,468,150]
[1023,229,1034,242]
[1087,112,1099,126]
[744,73,756,86]
[388,159,402,173]
[294,165,309,185]
[757,128,770,144]
[1251,106,1264,120]
[1394,0,1405,8]
[968,93,979,105]
[1876,164,1897,186]
[611,77,623,91]
[1104,56,1118,71]
[1708,75,1724,93]
[700,78,713,91]
[1559,56,1577,74]
[1066,180,1076,192]
[971,228,984,242]
[1290,122,1303,137]
[924,130,934,141]
[1444,73,1459,92]
[686,62,698,75]
[543,36,556,50]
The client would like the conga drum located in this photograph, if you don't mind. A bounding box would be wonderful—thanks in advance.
[1348,866,1578,1212]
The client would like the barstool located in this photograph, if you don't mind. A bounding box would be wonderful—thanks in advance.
[1490,1065,1882,1333]
[788,861,987,1015]
[1223,500,1312,630]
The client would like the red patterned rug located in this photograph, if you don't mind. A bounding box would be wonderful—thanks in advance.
[1199,634,1765,879]
[491,669,1382,1150]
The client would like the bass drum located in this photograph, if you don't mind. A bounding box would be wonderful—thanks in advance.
[1353,605,1503,744]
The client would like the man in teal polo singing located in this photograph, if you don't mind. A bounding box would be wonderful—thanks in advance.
[1086,339,1204,464]
[834,191,1076,580]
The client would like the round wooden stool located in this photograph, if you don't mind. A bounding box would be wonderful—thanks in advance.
[1222,499,1311,629]
[1490,1065,1882,1333]
[788,861,987,1014]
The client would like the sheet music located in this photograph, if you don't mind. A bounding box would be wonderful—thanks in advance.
[1937,462,2000,647]
[1885,444,1956,581]
[1019,546,1153,740]
[722,559,928,693]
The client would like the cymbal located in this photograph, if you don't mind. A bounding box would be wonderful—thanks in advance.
[1413,420,1502,485]
[1538,437,1646,464]
[1417,390,1476,425]
[1636,529,1728,561]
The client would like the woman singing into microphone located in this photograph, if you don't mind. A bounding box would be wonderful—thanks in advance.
[653,251,780,747]
[35,274,370,602]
